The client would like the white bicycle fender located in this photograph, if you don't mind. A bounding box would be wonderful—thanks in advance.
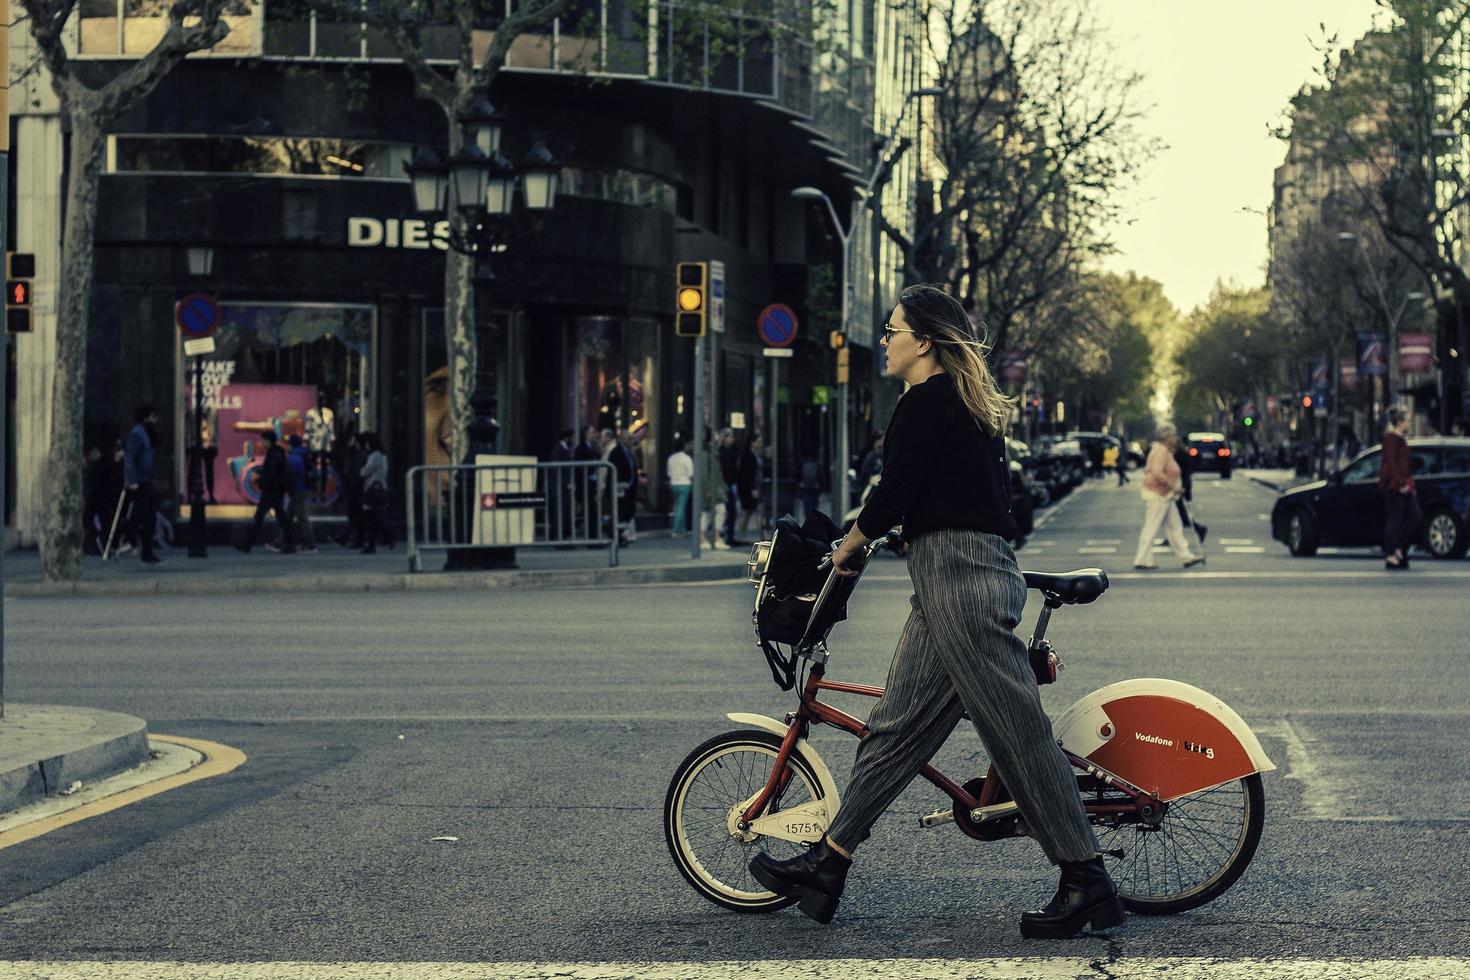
[726,712,843,818]
[1053,678,1276,802]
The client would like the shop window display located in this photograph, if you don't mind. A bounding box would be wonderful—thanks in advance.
[180,303,374,520]
[571,316,659,508]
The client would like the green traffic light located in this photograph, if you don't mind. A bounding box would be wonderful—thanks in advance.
[1243,417,1254,426]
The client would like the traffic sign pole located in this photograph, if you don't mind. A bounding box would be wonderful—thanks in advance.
[177,293,219,559]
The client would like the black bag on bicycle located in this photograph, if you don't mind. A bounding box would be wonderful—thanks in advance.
[751,510,850,689]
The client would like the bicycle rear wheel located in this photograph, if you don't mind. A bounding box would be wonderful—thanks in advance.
[1094,773,1265,915]
[664,729,827,913]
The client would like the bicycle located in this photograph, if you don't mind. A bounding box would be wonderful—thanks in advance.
[664,532,1276,917]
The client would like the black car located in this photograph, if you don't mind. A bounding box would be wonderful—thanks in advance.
[1186,431,1234,478]
[1271,437,1470,559]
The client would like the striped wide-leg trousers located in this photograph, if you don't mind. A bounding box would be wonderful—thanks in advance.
[825,529,1099,865]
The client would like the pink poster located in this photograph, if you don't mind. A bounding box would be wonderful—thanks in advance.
[192,377,316,511]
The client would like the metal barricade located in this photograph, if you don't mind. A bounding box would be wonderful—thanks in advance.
[405,461,621,572]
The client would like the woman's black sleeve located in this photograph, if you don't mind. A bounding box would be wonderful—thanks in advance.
[854,389,944,538]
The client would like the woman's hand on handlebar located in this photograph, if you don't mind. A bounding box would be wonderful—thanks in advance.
[830,527,871,577]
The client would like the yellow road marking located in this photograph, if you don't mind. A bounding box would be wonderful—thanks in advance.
[0,734,245,850]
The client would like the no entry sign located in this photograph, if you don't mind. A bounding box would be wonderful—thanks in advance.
[176,292,220,338]
[757,304,798,348]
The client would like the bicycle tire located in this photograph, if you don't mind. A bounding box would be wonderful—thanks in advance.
[1096,773,1265,915]
[664,729,827,913]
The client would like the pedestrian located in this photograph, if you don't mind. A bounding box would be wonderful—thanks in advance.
[701,429,730,550]
[666,437,694,537]
[797,456,822,523]
[123,403,164,565]
[359,431,390,554]
[1380,406,1421,570]
[335,433,365,548]
[285,434,318,553]
[857,432,884,485]
[1132,424,1203,570]
[607,428,639,545]
[549,427,577,544]
[238,429,294,554]
[718,428,742,546]
[1101,443,1120,485]
[749,283,1121,939]
[738,434,766,540]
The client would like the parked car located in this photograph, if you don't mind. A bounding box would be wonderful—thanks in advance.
[1008,438,1051,507]
[1065,431,1125,475]
[1186,431,1234,479]
[1039,438,1087,494]
[1270,437,1470,559]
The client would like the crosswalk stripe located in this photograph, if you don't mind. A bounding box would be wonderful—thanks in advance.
[1220,538,1255,545]
[1085,538,1121,544]
[1077,547,1117,554]
[1,959,1464,980]
[1226,546,1266,554]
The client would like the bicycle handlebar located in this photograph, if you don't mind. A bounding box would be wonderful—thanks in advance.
[817,530,900,572]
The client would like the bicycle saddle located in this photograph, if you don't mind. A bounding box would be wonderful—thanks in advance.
[1022,567,1109,605]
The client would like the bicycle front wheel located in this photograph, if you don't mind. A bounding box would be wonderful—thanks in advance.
[664,729,828,913]
[1095,773,1265,915]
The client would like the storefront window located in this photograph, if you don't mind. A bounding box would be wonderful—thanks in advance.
[570,316,660,505]
[109,136,412,180]
[560,166,677,213]
[79,0,259,55]
[179,302,375,519]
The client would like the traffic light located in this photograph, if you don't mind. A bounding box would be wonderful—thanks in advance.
[674,261,707,337]
[6,252,34,333]
[829,330,847,350]
[1301,395,1313,409]
[836,346,850,384]
[1242,415,1254,428]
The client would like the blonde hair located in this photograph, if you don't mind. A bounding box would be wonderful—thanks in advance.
[898,284,1015,436]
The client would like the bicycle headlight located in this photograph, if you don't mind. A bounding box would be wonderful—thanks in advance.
[747,540,773,584]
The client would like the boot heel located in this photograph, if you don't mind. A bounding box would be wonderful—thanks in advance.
[1089,895,1126,931]
[797,891,840,924]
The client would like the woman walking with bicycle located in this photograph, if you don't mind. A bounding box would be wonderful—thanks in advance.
[749,284,1122,939]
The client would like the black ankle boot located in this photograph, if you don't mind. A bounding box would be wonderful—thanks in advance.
[749,840,851,924]
[1019,856,1126,939]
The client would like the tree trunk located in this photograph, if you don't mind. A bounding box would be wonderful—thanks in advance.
[444,226,476,468]
[40,119,104,583]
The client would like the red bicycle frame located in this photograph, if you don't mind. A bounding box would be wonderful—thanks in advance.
[740,661,1160,837]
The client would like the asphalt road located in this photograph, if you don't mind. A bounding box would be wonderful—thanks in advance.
[2,473,1468,972]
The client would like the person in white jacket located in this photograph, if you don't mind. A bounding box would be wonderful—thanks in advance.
[666,439,694,536]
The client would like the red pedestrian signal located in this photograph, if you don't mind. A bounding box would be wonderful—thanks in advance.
[8,281,29,306]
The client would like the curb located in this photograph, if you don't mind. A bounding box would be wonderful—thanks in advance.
[0,705,150,814]
[3,559,750,598]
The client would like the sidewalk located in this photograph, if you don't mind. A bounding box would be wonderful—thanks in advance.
[0,704,150,816]
[2,532,754,598]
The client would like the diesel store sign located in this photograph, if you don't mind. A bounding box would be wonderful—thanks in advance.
[348,217,451,251]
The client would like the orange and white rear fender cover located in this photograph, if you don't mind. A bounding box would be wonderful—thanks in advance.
[1054,679,1276,801]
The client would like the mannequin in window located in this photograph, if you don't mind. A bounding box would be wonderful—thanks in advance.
[306,393,336,496]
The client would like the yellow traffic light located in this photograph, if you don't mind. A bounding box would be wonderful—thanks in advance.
[675,262,707,337]
[829,330,846,349]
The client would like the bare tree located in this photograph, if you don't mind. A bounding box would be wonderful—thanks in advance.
[309,0,574,469]
[20,0,231,582]
[1285,1,1469,418]
[881,0,1156,358]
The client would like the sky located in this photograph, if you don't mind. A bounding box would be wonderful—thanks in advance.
[1092,1,1386,315]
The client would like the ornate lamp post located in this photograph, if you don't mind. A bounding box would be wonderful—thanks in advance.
[404,106,560,568]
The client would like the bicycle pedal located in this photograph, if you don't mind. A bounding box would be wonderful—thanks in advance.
[919,808,955,829]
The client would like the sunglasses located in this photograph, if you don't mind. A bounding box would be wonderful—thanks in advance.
[882,323,917,343]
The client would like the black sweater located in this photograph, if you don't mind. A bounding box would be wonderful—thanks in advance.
[855,373,1019,543]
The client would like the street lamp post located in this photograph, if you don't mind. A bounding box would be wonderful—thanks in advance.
[790,87,942,515]
[1338,232,1425,429]
[405,104,560,568]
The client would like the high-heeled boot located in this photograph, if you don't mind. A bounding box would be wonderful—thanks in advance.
[748,839,850,924]
[1019,856,1126,939]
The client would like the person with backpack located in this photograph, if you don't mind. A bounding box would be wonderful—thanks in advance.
[237,430,294,554]
[358,432,390,554]
[285,434,317,553]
